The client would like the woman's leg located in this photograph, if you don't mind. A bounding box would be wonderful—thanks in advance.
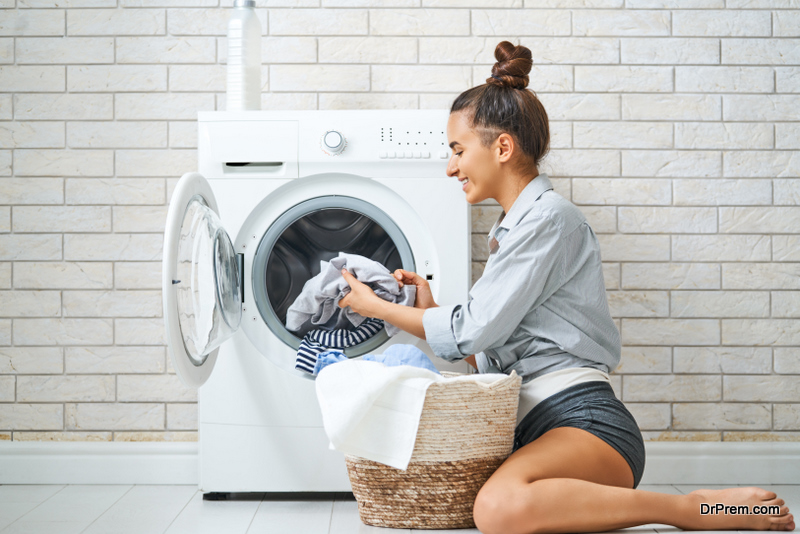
[473,426,795,534]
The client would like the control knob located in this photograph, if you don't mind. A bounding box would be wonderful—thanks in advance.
[322,130,346,155]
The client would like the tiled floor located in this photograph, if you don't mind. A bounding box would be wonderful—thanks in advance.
[0,484,797,534]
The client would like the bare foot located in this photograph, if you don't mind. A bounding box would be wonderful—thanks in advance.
[677,487,795,531]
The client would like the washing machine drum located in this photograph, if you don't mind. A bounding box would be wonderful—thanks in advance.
[252,196,415,353]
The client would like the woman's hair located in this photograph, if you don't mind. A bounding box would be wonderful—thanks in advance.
[450,41,550,169]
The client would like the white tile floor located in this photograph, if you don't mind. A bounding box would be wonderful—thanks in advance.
[0,484,797,534]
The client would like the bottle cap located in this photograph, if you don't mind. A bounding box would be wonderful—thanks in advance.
[233,0,255,6]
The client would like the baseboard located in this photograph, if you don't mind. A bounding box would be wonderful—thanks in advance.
[0,442,198,485]
[640,441,800,485]
[0,441,797,485]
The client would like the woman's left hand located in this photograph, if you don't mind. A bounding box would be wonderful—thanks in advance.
[338,269,386,318]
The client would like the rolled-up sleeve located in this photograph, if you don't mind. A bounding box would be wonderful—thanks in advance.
[423,214,565,362]
[422,304,462,361]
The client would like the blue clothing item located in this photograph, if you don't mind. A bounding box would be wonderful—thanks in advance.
[314,350,348,374]
[295,318,384,375]
[313,344,441,376]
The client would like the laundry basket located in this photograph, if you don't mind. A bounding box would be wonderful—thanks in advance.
[344,370,522,529]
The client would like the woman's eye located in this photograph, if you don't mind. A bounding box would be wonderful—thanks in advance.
[455,151,463,156]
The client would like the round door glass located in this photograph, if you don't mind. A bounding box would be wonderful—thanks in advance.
[252,196,415,353]
[176,195,242,366]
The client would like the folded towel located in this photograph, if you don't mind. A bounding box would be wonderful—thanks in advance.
[285,253,415,337]
[315,360,509,470]
[294,318,384,375]
[313,344,441,376]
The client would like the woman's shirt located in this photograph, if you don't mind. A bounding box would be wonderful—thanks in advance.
[422,173,621,384]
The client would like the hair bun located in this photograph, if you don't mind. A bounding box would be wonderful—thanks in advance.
[486,41,532,90]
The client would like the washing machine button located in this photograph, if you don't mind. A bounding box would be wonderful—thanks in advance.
[379,151,387,159]
[388,151,396,158]
[413,151,422,158]
[396,151,404,159]
[322,130,346,155]
[439,151,449,159]
[422,151,431,158]
[405,151,413,158]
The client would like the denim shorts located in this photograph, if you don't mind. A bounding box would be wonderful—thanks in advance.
[513,381,646,488]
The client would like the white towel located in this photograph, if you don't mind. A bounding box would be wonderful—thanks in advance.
[315,359,512,470]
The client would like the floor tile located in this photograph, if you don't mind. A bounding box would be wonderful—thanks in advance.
[0,502,42,532]
[1,520,87,534]
[8,485,131,528]
[0,485,65,504]
[329,499,411,534]
[82,485,197,534]
[246,498,333,534]
[164,491,264,534]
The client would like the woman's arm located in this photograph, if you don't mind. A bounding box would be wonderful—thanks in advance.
[338,269,480,369]
[338,269,427,339]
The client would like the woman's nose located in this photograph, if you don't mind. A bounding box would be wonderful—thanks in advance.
[446,155,458,177]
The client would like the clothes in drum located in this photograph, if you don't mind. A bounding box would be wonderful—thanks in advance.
[513,380,646,489]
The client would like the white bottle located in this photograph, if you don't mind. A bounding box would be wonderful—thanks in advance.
[226,0,261,111]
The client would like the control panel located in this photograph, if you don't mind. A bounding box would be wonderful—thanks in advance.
[198,109,453,179]
[378,126,450,160]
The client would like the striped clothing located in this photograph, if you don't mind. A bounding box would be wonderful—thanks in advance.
[295,318,384,375]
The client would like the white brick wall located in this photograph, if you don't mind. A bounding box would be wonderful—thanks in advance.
[0,1,798,443]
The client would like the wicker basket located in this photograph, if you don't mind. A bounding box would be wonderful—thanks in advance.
[345,370,522,530]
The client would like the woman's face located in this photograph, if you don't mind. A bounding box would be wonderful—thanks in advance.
[445,111,501,205]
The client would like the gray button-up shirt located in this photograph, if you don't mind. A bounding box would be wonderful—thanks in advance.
[422,174,621,383]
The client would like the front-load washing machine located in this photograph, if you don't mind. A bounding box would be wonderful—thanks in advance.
[162,110,471,493]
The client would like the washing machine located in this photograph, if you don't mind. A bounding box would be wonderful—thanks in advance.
[161,110,471,493]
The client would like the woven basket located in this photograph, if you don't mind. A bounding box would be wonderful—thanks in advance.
[345,370,522,530]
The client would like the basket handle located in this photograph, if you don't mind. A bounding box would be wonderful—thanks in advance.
[472,369,521,393]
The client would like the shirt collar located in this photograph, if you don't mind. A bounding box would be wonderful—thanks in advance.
[487,174,553,248]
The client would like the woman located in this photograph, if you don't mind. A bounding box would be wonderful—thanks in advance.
[338,41,794,534]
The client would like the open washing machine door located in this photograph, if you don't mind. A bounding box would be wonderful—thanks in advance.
[163,172,242,388]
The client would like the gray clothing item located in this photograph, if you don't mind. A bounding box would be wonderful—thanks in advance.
[285,252,416,337]
[422,174,621,384]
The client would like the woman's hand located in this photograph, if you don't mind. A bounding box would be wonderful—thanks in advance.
[393,269,438,310]
[338,269,387,318]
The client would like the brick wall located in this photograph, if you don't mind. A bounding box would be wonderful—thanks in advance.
[0,0,798,442]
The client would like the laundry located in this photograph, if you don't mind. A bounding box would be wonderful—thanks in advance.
[285,253,416,337]
[313,344,441,376]
[315,359,513,470]
[294,318,384,375]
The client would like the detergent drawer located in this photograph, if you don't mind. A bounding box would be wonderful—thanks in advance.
[199,119,299,179]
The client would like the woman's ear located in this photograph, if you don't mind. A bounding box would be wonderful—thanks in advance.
[495,133,515,163]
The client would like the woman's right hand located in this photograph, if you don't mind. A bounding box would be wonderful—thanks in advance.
[394,269,438,310]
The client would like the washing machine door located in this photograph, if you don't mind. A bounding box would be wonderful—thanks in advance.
[162,172,242,388]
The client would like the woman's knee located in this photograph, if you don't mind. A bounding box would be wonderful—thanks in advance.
[474,480,539,534]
